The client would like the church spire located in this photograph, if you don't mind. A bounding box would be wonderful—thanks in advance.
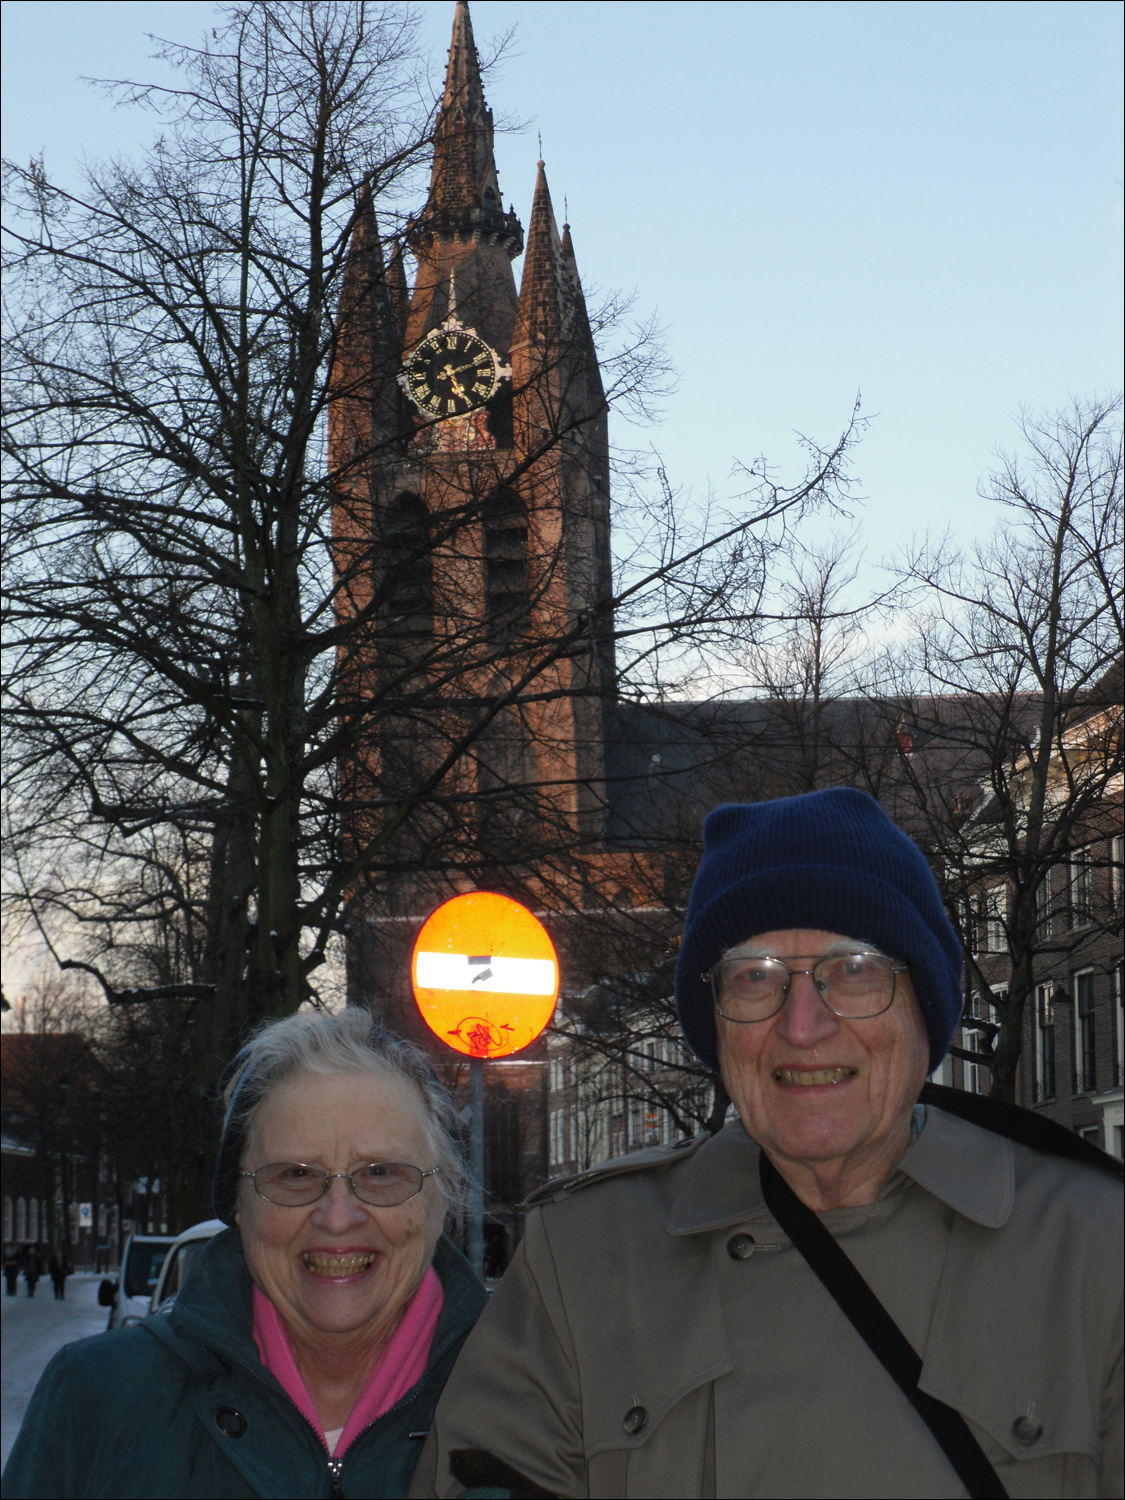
[513,159,566,349]
[560,216,604,407]
[421,0,521,250]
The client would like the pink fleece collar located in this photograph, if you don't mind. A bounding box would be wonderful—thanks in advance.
[252,1265,444,1456]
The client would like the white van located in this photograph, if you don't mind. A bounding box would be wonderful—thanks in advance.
[98,1233,175,1329]
[149,1218,226,1316]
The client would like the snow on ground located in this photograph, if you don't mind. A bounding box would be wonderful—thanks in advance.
[2,1273,110,1469]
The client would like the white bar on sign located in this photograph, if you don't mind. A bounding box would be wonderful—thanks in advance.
[415,952,557,995]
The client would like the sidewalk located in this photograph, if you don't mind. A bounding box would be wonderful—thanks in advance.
[1,1273,109,1470]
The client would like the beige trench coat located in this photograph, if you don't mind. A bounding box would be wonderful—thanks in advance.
[412,1106,1123,1500]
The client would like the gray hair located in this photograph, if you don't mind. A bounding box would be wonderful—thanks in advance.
[213,1008,466,1224]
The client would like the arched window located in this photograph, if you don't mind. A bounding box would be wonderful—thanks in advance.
[3,1196,13,1242]
[28,1198,39,1242]
[15,1198,26,1243]
[380,493,433,637]
[484,488,530,638]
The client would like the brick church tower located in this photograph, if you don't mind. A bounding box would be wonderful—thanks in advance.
[331,0,620,1044]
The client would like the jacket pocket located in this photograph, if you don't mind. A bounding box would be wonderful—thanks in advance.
[584,1383,716,1500]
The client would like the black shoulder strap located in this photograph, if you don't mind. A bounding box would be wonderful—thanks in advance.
[758,1151,1008,1500]
[919,1083,1124,1179]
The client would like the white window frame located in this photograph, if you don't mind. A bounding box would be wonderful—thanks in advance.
[984,886,1006,955]
[1073,967,1097,1094]
[1070,846,1093,929]
[1034,982,1057,1102]
[1035,870,1052,935]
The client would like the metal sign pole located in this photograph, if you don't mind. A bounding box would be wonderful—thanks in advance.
[468,1055,485,1279]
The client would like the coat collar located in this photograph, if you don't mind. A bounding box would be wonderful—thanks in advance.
[666,1122,767,1236]
[896,1102,1014,1228]
[665,1103,1015,1237]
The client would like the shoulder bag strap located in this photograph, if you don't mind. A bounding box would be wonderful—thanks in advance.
[758,1151,1008,1500]
[919,1082,1124,1179]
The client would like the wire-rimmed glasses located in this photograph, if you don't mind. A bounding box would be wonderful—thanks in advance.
[240,1161,439,1208]
[704,951,907,1024]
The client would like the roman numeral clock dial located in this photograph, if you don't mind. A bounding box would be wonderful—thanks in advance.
[401,327,503,419]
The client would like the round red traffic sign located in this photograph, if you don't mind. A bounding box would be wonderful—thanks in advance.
[411,892,559,1058]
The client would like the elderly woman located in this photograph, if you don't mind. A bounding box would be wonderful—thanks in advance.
[3,1010,486,1499]
[414,789,1122,1500]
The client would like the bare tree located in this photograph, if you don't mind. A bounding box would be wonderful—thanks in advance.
[872,394,1123,1101]
[3,4,864,1218]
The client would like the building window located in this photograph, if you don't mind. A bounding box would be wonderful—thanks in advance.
[1070,847,1093,928]
[983,887,1006,954]
[483,487,530,638]
[643,1041,657,1074]
[2,1197,12,1243]
[28,1198,39,1242]
[961,898,979,958]
[962,989,1000,1094]
[628,1097,645,1150]
[1034,871,1052,936]
[1035,983,1056,1102]
[380,492,433,637]
[15,1199,27,1243]
[1112,835,1124,912]
[1074,969,1096,1093]
[1115,964,1123,1089]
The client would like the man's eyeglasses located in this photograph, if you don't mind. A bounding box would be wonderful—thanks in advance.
[703,951,907,1024]
[240,1161,439,1207]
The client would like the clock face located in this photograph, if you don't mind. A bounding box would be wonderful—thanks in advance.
[404,329,500,418]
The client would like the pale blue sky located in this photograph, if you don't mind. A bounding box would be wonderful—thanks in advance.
[2,0,1122,561]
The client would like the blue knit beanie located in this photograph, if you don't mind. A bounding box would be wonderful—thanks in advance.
[675,788,963,1075]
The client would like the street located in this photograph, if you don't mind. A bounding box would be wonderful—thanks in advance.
[1,1274,108,1470]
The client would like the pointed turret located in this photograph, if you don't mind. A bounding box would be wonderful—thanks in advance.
[559,216,605,411]
[386,240,408,349]
[405,0,521,353]
[329,183,402,467]
[513,160,566,350]
[512,161,605,432]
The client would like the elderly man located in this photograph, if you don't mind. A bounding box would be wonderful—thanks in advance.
[413,789,1123,1500]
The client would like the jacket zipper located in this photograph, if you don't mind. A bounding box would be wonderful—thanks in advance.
[324,1322,475,1494]
[327,1455,343,1496]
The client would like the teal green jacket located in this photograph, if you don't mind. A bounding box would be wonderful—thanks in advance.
[1,1229,487,1499]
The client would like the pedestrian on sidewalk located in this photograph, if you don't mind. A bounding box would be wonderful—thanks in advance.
[47,1252,70,1300]
[4,1253,18,1296]
[22,1247,41,1299]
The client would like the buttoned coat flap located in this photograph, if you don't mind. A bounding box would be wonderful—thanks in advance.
[917,1163,1123,1465]
[195,1383,332,1496]
[537,1167,733,1460]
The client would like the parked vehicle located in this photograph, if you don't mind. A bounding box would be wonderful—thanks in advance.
[149,1219,226,1316]
[97,1233,175,1329]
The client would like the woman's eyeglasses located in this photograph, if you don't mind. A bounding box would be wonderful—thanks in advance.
[240,1161,439,1207]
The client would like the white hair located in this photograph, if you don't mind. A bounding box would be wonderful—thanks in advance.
[222,1008,467,1217]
